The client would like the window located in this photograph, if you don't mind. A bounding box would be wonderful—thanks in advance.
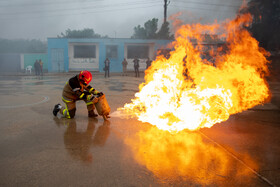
[74,45,96,58]
[106,45,118,58]
[127,45,149,59]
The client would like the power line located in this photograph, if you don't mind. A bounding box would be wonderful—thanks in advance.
[0,0,162,16]
[0,0,156,8]
[0,0,242,21]
[173,0,241,8]
[0,3,162,21]
[169,4,239,13]
[0,0,104,7]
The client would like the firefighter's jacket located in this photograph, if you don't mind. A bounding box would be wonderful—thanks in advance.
[62,75,99,102]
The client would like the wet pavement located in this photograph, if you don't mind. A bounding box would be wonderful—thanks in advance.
[0,73,279,186]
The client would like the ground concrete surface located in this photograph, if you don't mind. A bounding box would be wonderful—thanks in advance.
[0,73,279,187]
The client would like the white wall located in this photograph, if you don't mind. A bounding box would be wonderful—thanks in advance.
[68,43,99,71]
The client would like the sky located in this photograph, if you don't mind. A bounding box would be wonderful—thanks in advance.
[0,0,244,41]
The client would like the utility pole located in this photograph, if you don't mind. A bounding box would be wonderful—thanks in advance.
[164,0,170,23]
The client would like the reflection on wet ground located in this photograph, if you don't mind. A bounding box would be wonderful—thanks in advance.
[54,118,111,163]
[124,125,261,186]
[0,76,65,95]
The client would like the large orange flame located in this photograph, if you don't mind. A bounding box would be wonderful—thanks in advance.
[118,13,270,132]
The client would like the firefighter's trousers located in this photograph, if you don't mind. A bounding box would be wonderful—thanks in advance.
[60,97,96,119]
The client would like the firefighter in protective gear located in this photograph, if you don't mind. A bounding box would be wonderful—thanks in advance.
[53,70,103,119]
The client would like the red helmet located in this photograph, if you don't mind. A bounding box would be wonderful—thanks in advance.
[79,70,92,84]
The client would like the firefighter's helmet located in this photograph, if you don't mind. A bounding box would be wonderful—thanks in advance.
[79,70,92,84]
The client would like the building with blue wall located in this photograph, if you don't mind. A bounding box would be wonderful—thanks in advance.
[47,38,172,72]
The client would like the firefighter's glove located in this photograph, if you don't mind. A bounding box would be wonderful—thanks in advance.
[97,92,104,97]
[87,94,98,103]
[87,94,94,101]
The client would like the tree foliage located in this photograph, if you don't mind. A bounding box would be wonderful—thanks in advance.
[241,0,280,51]
[57,28,108,38]
[0,38,47,53]
[157,21,174,40]
[132,25,147,39]
[144,18,158,39]
[131,18,174,40]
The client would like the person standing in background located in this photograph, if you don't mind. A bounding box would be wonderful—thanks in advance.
[34,60,40,76]
[146,57,152,69]
[104,58,110,78]
[121,58,128,76]
[39,59,43,76]
[133,57,140,77]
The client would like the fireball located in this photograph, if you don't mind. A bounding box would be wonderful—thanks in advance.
[118,13,270,132]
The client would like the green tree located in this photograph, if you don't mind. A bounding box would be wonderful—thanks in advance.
[241,0,280,51]
[131,25,147,39]
[131,18,173,39]
[131,18,158,39]
[145,18,158,39]
[157,21,174,40]
[58,28,108,38]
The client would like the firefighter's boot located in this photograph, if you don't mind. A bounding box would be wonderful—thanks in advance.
[88,110,98,118]
[53,104,62,116]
